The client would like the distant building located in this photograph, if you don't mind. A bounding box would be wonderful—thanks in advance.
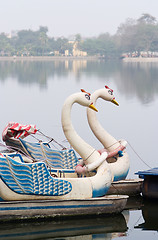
[72,42,87,57]
[11,30,18,38]
[5,33,12,39]
[54,51,59,56]
[65,50,69,56]
[5,31,18,39]
[68,40,87,57]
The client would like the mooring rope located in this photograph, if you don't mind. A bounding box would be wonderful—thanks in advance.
[127,141,151,168]
[106,141,120,150]
[106,139,152,168]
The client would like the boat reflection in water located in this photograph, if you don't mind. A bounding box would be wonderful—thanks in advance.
[0,213,128,240]
[135,200,158,231]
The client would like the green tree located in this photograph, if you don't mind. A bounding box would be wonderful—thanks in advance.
[136,14,158,52]
[96,33,118,58]
[54,37,69,54]
[0,33,13,55]
[115,18,138,53]
[38,26,49,55]
[137,13,157,25]
[80,33,118,58]
[80,38,98,55]
[16,29,38,55]
[75,34,82,42]
[115,14,158,55]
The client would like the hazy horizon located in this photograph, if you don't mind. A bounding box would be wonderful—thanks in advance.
[1,0,158,38]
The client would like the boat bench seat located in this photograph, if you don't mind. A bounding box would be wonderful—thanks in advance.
[19,138,79,170]
[0,155,73,196]
[3,153,77,178]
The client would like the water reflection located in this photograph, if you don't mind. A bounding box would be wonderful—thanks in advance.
[0,60,158,104]
[135,200,158,231]
[119,62,158,104]
[0,60,117,85]
[0,60,90,87]
[0,213,127,240]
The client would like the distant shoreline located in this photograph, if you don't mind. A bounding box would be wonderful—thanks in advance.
[1,56,158,62]
[0,56,100,61]
[123,57,158,62]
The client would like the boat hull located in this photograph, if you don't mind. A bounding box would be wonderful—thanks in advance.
[107,178,143,196]
[0,195,128,221]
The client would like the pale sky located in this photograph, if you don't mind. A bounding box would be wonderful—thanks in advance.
[1,0,158,38]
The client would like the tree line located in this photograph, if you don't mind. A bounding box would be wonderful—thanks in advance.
[1,13,158,58]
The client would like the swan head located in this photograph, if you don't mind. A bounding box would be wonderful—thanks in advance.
[80,90,98,111]
[104,86,119,106]
[91,85,119,106]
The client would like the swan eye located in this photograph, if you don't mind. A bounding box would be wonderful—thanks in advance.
[108,90,113,95]
[85,94,90,100]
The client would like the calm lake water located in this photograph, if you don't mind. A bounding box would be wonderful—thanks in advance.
[0,59,158,239]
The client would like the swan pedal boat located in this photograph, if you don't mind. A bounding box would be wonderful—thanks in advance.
[1,132,142,197]
[0,90,129,220]
[1,137,143,197]
[2,86,130,183]
[0,87,143,200]
[1,88,143,198]
[0,154,128,220]
[2,133,143,198]
[0,150,143,198]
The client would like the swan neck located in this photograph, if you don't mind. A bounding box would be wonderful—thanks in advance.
[61,93,99,162]
[87,91,120,151]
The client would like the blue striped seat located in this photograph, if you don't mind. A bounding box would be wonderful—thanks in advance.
[0,155,72,196]
[19,138,79,170]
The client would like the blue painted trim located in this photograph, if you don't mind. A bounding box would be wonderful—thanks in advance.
[0,203,112,211]
[113,169,129,181]
[92,187,109,198]
[135,168,158,176]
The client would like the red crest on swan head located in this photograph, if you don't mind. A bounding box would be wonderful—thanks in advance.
[81,89,91,96]
[105,85,113,92]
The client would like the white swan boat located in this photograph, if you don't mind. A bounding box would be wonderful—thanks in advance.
[1,87,142,197]
[79,86,130,181]
[86,86,143,195]
[0,91,117,201]
[0,91,129,219]
[2,86,129,182]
